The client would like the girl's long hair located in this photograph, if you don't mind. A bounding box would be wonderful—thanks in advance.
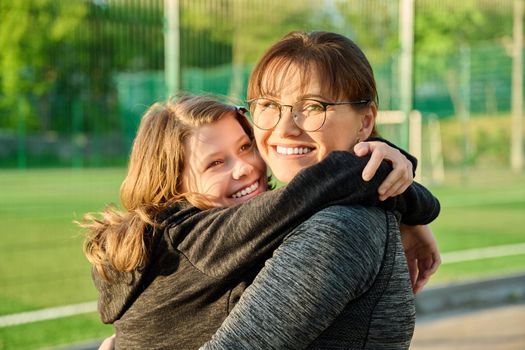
[79,95,254,280]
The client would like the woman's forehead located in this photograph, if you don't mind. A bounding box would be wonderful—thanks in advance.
[257,61,344,101]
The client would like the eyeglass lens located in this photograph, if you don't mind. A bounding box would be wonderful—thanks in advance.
[249,98,326,131]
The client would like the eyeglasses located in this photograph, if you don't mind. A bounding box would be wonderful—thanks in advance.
[245,98,370,132]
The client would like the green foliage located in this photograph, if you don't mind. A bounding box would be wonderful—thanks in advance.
[414,0,513,119]
[0,0,521,167]
[0,0,88,130]
[435,114,518,166]
[415,0,511,76]
[335,0,399,64]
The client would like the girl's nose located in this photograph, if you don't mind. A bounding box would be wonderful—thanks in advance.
[232,159,254,180]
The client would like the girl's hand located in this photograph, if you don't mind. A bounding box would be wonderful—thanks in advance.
[98,334,116,350]
[399,224,441,294]
[354,141,413,201]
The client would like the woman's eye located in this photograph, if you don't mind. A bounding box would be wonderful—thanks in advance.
[304,103,324,112]
[259,100,278,109]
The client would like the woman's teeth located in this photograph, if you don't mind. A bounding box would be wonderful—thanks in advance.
[232,181,259,199]
[276,146,312,155]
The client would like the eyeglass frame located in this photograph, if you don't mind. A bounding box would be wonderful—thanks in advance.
[245,98,371,132]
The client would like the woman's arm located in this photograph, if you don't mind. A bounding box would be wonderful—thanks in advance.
[400,224,441,293]
[201,206,389,349]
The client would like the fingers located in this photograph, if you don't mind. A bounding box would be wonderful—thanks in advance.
[428,252,442,275]
[355,141,413,198]
[413,255,441,294]
[355,142,384,182]
[377,170,409,201]
[406,258,418,292]
[353,142,371,157]
[413,278,427,294]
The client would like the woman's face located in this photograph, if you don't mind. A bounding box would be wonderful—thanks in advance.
[253,65,375,183]
[182,113,268,207]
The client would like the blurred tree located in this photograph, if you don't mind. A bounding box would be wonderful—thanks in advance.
[414,0,512,117]
[334,0,399,64]
[0,0,88,131]
[0,0,166,134]
[178,0,331,100]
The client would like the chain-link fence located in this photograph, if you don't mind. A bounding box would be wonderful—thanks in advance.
[1,0,519,169]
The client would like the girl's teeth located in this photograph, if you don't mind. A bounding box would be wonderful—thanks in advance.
[232,181,259,198]
[276,146,312,155]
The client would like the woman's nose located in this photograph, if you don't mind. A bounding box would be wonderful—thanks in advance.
[232,159,254,180]
[274,107,302,137]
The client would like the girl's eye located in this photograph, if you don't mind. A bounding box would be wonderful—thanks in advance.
[240,142,253,152]
[207,160,223,170]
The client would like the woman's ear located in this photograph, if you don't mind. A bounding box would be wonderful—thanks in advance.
[357,102,377,140]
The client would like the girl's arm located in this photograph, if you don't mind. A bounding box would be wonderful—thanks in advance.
[170,151,389,277]
[172,151,438,279]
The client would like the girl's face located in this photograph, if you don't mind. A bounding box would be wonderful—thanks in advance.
[253,65,375,183]
[182,113,268,207]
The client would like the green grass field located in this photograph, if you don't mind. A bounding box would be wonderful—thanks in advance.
[0,167,524,349]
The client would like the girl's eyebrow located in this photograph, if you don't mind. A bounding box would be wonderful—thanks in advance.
[200,134,250,161]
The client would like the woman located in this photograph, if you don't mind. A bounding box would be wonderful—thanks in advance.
[201,31,439,349]
[85,95,438,348]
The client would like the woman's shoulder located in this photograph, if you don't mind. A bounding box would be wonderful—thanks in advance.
[308,205,387,230]
[289,205,389,254]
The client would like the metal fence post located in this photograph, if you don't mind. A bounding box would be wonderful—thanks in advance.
[164,0,180,97]
[512,0,524,173]
[399,0,415,151]
[17,97,27,169]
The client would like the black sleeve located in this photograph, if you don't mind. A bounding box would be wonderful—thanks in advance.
[170,151,438,278]
[367,136,417,176]
[365,136,440,224]
[170,152,384,278]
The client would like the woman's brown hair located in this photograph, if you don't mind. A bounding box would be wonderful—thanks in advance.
[79,95,253,280]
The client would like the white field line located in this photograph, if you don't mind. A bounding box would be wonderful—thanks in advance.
[0,301,97,327]
[1,243,525,328]
[442,242,525,264]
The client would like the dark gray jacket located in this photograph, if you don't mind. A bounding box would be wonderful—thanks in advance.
[203,206,415,349]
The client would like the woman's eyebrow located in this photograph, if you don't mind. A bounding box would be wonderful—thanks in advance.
[297,93,330,101]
